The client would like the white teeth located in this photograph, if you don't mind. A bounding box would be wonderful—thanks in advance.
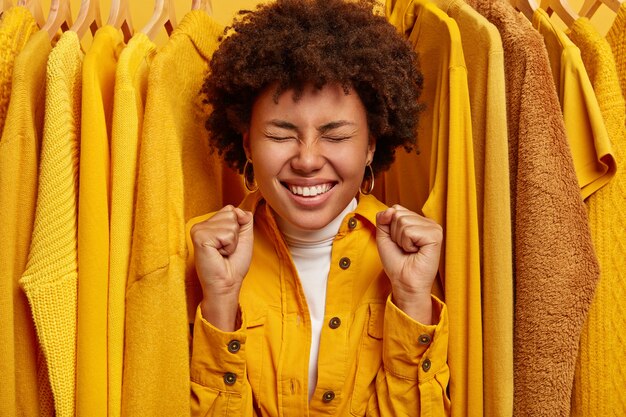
[288,183,332,197]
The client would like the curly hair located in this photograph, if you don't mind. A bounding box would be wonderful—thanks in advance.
[202,0,424,176]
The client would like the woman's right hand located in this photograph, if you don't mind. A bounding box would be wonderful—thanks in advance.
[190,205,254,331]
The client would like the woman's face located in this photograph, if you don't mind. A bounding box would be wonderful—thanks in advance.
[244,83,375,230]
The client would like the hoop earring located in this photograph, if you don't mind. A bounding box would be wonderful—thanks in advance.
[243,159,258,192]
[359,163,375,195]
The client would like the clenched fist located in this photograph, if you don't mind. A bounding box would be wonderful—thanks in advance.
[376,204,443,325]
[190,205,254,331]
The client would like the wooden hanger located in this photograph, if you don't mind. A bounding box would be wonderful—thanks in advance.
[69,0,102,38]
[509,0,539,21]
[107,0,133,42]
[540,0,579,26]
[41,0,73,39]
[1,0,13,14]
[579,0,622,16]
[140,0,177,41]
[191,0,213,14]
[17,0,45,27]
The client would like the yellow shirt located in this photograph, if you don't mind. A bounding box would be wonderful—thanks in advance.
[124,11,245,417]
[187,192,450,416]
[0,6,37,133]
[429,0,514,415]
[383,1,483,416]
[19,30,83,417]
[75,25,124,417]
[0,29,54,417]
[109,31,155,417]
[568,18,626,417]
[532,8,615,199]
[606,2,626,98]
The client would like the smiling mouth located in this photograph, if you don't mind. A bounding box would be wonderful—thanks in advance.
[282,182,335,197]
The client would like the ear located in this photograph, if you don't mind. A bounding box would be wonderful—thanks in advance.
[366,135,376,164]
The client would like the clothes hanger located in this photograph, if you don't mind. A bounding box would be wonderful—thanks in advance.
[579,0,622,16]
[1,0,13,15]
[140,0,177,41]
[69,0,102,38]
[540,0,579,26]
[17,0,45,27]
[41,0,73,39]
[509,0,539,21]
[107,0,133,42]
[191,0,213,14]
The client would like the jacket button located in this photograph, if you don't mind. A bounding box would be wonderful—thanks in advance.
[422,358,432,372]
[227,340,241,353]
[418,334,431,345]
[348,217,357,229]
[328,317,341,329]
[322,390,335,402]
[224,372,237,385]
[339,257,351,269]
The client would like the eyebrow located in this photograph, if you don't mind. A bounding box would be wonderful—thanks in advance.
[266,119,356,132]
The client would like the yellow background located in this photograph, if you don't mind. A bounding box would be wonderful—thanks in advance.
[27,0,615,46]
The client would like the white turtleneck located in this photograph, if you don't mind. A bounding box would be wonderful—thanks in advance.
[274,198,358,400]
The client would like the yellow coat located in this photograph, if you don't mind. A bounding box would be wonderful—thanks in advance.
[187,192,450,416]
[109,31,155,417]
[124,11,245,416]
[0,29,54,417]
[75,25,125,417]
[382,1,483,416]
[532,8,615,199]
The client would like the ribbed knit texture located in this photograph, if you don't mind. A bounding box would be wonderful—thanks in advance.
[607,2,626,98]
[0,29,54,417]
[463,1,600,416]
[19,30,83,417]
[0,6,37,134]
[109,32,155,417]
[75,25,125,417]
[123,12,245,417]
[569,18,626,417]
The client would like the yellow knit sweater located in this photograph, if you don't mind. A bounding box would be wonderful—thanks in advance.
[0,6,37,134]
[123,12,245,417]
[607,3,626,98]
[109,32,155,417]
[20,30,83,417]
[0,29,54,417]
[569,18,626,417]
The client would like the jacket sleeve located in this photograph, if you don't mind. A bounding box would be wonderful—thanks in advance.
[190,305,257,417]
[371,295,450,416]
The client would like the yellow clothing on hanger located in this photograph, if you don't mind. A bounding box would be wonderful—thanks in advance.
[532,8,615,199]
[0,6,37,133]
[109,31,155,417]
[568,18,626,417]
[124,11,245,417]
[0,29,54,417]
[19,30,83,417]
[75,24,125,417]
[383,1,483,416]
[429,0,514,415]
[607,2,626,96]
[188,192,450,416]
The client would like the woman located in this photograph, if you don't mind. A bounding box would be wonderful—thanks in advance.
[187,0,450,415]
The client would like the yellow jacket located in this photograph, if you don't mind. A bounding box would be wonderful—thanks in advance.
[187,192,450,416]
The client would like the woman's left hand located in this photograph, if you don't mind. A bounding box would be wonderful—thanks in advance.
[376,205,443,324]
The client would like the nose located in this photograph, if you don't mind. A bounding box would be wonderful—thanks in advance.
[290,139,324,174]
